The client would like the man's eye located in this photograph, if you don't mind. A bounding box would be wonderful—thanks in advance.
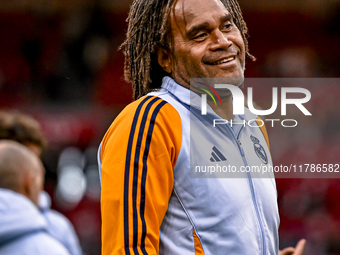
[224,23,232,29]
[194,33,207,40]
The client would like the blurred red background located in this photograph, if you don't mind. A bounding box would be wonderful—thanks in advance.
[0,0,339,254]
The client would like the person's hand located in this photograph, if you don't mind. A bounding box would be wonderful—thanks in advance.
[279,239,306,255]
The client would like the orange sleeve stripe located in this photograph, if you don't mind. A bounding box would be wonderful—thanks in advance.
[255,117,270,152]
[141,102,182,254]
[124,96,167,254]
[100,96,182,255]
[193,228,205,255]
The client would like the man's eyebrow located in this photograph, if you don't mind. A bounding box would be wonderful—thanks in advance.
[220,13,232,23]
[186,13,233,38]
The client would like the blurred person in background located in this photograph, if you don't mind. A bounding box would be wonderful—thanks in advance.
[0,140,71,255]
[0,110,82,255]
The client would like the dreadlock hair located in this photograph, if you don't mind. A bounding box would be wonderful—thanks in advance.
[120,0,255,100]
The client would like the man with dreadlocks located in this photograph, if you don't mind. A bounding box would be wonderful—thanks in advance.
[98,0,305,254]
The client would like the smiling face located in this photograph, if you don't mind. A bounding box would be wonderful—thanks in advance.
[158,0,246,89]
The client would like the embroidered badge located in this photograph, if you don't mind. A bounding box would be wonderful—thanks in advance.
[250,135,268,164]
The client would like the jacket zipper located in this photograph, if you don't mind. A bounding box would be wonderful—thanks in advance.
[190,102,268,254]
[227,124,267,255]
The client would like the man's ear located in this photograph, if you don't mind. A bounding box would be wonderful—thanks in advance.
[156,46,172,73]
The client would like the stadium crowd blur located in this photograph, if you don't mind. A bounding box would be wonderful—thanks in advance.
[0,0,339,254]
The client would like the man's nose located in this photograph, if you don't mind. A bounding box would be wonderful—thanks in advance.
[209,30,232,51]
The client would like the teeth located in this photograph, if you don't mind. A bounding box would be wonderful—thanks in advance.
[214,57,234,65]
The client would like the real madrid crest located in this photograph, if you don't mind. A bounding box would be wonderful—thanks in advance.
[250,135,268,164]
